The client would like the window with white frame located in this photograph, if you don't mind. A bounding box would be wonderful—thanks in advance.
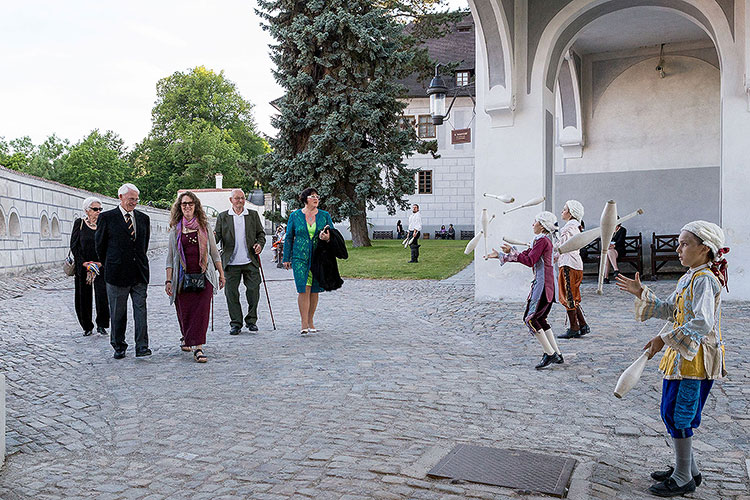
[456,71,471,87]
[417,170,433,194]
[417,115,435,139]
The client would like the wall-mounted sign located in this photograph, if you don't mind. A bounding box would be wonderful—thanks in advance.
[451,128,471,144]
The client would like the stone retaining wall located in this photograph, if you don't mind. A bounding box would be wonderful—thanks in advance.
[0,166,171,275]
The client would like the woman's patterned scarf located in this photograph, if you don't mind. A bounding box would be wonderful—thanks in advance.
[176,217,208,274]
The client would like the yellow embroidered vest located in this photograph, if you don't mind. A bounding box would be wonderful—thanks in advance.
[658,269,725,379]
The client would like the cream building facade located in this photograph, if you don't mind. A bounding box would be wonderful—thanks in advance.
[465,0,750,300]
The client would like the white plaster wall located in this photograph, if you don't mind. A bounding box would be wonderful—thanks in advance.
[341,98,476,239]
[0,167,171,275]
[471,0,750,302]
[473,23,552,301]
[565,56,720,174]
[719,0,750,302]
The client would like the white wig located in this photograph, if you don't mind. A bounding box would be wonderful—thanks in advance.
[118,183,140,196]
[82,196,102,212]
[535,211,558,233]
[681,221,726,261]
[565,200,584,221]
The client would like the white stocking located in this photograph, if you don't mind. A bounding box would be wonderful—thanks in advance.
[534,331,555,355]
[544,329,562,355]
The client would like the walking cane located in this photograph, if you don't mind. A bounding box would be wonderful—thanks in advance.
[211,296,214,332]
[257,253,276,330]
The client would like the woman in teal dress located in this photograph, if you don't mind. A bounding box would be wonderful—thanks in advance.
[282,187,334,335]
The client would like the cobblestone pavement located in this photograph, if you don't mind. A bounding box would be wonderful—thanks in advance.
[1,251,749,499]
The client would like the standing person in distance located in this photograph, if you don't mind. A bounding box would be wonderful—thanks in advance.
[282,188,334,335]
[603,221,627,283]
[396,219,404,239]
[407,204,422,263]
[556,200,590,339]
[214,189,266,335]
[95,183,151,359]
[165,192,225,362]
[617,221,728,497]
[70,196,109,337]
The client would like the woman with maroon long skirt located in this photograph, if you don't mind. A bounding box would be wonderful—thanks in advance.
[165,192,225,362]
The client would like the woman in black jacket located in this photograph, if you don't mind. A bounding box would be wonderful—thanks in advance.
[70,197,110,336]
[603,222,626,283]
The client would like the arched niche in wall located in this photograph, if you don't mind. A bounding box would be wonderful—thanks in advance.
[8,209,21,238]
[555,52,584,158]
[0,207,6,237]
[40,212,50,239]
[469,0,515,126]
[51,213,61,238]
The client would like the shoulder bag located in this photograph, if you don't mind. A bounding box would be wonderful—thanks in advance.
[63,219,85,276]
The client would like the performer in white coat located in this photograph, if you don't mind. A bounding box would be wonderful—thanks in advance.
[556,200,590,339]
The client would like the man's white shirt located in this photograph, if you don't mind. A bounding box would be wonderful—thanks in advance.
[228,208,251,266]
[408,211,422,232]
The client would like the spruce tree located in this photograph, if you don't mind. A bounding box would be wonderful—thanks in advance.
[257,0,428,247]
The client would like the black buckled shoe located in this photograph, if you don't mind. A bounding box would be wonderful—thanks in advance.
[557,328,581,339]
[651,467,702,487]
[648,478,696,497]
[535,353,556,370]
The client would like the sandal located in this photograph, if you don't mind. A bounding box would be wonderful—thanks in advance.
[193,349,207,363]
[300,329,309,336]
[180,337,191,352]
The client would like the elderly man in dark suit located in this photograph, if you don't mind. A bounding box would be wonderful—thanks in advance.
[214,189,266,335]
[95,183,151,359]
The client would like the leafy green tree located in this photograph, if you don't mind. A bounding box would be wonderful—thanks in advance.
[26,135,70,179]
[56,130,131,196]
[132,66,268,201]
[256,0,462,247]
[0,135,70,178]
[0,136,34,172]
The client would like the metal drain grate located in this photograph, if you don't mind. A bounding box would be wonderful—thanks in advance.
[427,444,577,497]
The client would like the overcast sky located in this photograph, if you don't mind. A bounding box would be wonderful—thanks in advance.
[0,0,467,149]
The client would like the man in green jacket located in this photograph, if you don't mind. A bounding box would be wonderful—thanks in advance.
[214,189,266,335]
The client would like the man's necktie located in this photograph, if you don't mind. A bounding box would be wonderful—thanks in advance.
[125,213,135,241]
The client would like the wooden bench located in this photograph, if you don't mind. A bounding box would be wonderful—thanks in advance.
[460,230,474,240]
[581,232,644,277]
[651,233,681,279]
[372,230,393,239]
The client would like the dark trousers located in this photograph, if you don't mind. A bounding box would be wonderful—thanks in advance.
[74,273,109,331]
[409,231,421,262]
[225,263,261,328]
[106,282,148,353]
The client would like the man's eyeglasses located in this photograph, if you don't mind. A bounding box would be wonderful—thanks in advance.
[89,207,103,212]
[181,202,195,207]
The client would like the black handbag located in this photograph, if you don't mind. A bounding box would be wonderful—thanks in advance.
[182,273,206,293]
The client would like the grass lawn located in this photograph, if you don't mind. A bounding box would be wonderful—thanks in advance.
[338,239,473,280]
